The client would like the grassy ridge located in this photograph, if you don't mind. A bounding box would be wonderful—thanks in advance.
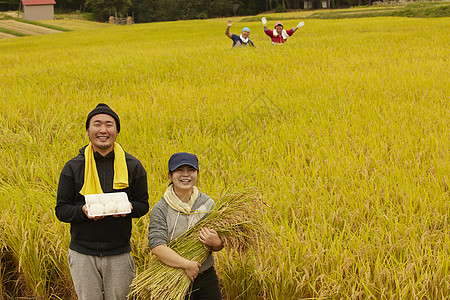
[38,18,114,31]
[0,27,29,36]
[241,2,450,21]
[9,17,71,31]
[0,15,70,31]
[0,15,449,299]
[309,2,450,18]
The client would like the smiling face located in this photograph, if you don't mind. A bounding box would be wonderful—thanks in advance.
[86,114,118,156]
[275,25,283,34]
[241,30,250,39]
[169,165,198,194]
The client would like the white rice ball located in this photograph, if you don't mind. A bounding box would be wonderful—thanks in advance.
[116,201,130,214]
[89,203,105,216]
[112,194,127,203]
[85,197,100,206]
[99,195,111,205]
[104,201,118,214]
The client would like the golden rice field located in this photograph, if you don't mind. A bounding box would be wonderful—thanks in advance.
[0,14,449,299]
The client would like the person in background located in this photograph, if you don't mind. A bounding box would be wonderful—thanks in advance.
[225,20,255,48]
[261,17,305,44]
[148,152,223,299]
[55,103,149,300]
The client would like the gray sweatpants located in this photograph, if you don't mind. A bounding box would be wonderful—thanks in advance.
[68,249,135,300]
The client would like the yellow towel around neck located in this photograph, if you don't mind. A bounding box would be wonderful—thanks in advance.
[80,142,129,196]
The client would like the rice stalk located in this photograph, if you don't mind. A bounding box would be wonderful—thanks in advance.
[128,190,267,299]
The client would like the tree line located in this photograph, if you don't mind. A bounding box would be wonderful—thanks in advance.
[87,0,377,22]
[1,0,377,22]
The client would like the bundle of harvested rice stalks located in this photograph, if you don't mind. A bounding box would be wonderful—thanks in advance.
[128,190,267,300]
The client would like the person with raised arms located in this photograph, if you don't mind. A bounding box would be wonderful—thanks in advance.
[261,17,305,44]
[225,20,255,48]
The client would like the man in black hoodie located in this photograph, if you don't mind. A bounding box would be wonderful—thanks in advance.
[55,103,149,300]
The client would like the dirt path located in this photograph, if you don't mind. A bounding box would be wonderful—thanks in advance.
[0,31,17,39]
[0,20,61,37]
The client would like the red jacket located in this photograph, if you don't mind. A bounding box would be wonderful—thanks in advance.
[264,28,295,44]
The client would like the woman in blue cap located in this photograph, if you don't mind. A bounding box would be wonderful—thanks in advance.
[148,152,223,299]
[225,20,255,48]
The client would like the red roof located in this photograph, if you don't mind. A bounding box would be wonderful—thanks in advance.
[22,0,55,5]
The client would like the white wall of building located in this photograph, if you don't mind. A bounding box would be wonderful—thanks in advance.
[23,5,54,21]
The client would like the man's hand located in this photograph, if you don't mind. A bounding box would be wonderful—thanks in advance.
[82,204,104,221]
[225,20,233,38]
[261,17,267,26]
[297,21,305,28]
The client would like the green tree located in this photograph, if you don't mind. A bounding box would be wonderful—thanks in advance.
[54,0,86,13]
[208,0,234,17]
[0,0,19,11]
[85,0,131,20]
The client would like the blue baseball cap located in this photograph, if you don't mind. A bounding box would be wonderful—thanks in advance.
[168,152,199,172]
[242,27,250,33]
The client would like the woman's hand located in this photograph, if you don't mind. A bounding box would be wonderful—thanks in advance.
[152,245,201,282]
[198,228,223,251]
[184,260,201,282]
[261,17,267,26]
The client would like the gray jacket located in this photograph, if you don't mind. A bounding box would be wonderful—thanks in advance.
[148,191,215,272]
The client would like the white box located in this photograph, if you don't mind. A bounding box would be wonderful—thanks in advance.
[85,192,131,217]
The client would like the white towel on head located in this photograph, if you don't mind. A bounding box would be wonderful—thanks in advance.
[273,29,289,40]
[239,34,249,43]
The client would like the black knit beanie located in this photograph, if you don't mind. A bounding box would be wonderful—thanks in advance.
[85,103,121,132]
